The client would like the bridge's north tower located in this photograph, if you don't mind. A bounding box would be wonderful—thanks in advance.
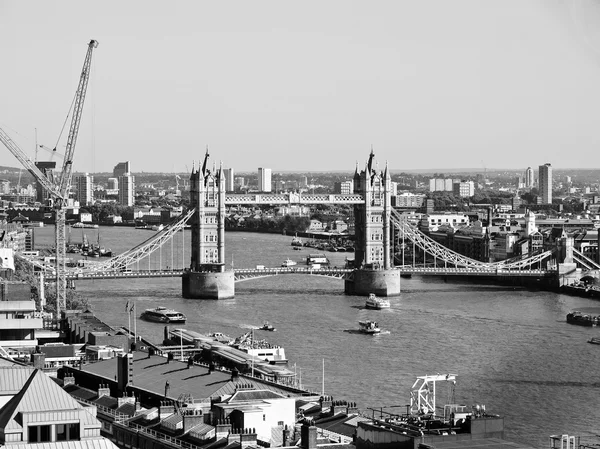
[345,150,400,296]
[182,150,235,299]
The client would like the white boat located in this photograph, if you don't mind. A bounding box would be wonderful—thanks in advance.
[281,258,297,267]
[140,306,186,324]
[291,236,303,247]
[358,320,381,334]
[365,293,390,310]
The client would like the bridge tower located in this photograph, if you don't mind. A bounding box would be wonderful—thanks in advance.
[182,150,235,299]
[345,149,400,296]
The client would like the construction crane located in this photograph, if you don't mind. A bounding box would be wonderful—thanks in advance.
[0,39,98,317]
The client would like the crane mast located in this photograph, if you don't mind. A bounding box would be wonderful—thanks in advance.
[0,39,98,318]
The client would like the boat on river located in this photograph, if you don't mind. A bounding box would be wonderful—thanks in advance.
[281,258,297,267]
[566,310,599,327]
[141,306,186,324]
[588,337,600,345]
[291,236,303,247]
[365,293,390,310]
[259,321,276,332]
[358,320,381,334]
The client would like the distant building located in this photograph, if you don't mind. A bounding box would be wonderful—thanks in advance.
[0,179,9,194]
[74,173,94,206]
[34,161,56,203]
[258,168,272,192]
[539,163,552,204]
[301,176,308,188]
[113,161,131,178]
[524,167,535,188]
[223,168,234,192]
[107,177,118,190]
[333,180,354,194]
[393,192,426,208]
[234,177,245,188]
[118,173,135,206]
[429,178,454,192]
[453,180,475,198]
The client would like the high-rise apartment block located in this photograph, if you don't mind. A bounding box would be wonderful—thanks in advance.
[258,168,272,192]
[453,180,475,198]
[118,173,135,206]
[524,167,535,188]
[34,161,56,203]
[74,173,94,206]
[223,168,234,192]
[113,161,131,178]
[334,180,354,194]
[429,178,455,192]
[538,163,552,204]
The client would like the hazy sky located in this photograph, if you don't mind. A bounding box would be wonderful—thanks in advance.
[2,0,600,174]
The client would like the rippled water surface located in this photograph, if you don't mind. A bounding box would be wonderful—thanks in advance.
[34,226,600,448]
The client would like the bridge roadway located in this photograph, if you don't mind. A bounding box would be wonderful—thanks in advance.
[64,266,554,281]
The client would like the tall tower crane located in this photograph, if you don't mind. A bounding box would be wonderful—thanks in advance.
[0,39,98,317]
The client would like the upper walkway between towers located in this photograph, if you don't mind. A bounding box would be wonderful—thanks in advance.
[224,192,364,205]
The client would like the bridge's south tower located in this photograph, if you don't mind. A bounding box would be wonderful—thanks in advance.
[345,150,400,296]
[182,150,234,299]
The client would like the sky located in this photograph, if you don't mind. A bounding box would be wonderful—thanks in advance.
[1,0,600,174]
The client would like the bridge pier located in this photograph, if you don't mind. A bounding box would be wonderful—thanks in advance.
[182,271,235,300]
[345,268,401,297]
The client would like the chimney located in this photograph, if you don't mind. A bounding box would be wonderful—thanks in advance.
[32,353,45,370]
[98,384,111,397]
[216,418,232,440]
[282,424,291,447]
[118,392,135,407]
[63,375,76,387]
[320,395,332,414]
[346,401,359,415]
[300,418,317,449]
[183,409,203,433]
[227,428,240,446]
[159,401,176,420]
[240,428,257,448]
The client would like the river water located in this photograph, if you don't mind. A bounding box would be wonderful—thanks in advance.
[33,226,600,448]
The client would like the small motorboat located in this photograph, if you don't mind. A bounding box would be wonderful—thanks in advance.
[281,258,297,267]
[588,337,600,345]
[358,320,380,334]
[259,321,276,332]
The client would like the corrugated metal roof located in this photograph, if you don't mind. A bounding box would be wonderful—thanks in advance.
[188,422,214,438]
[0,366,35,394]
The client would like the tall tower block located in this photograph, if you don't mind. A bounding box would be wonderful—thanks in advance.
[345,150,400,297]
[182,150,234,299]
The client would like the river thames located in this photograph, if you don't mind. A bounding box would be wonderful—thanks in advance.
[33,225,600,448]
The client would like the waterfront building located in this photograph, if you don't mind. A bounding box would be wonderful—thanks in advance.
[113,161,130,178]
[258,167,272,192]
[118,173,135,206]
[539,163,552,204]
[333,180,354,194]
[524,167,535,188]
[223,168,234,192]
[453,180,475,198]
[74,173,94,206]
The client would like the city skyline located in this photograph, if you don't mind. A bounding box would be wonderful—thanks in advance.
[2,1,600,173]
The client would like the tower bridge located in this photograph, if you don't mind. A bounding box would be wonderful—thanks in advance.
[21,149,593,298]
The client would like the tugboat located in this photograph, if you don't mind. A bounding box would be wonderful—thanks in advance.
[365,293,390,310]
[140,306,187,324]
[358,320,381,334]
[259,321,276,332]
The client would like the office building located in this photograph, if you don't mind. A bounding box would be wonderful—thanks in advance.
[74,173,94,206]
[524,167,535,188]
[113,161,131,178]
[258,168,272,192]
[538,163,552,204]
[223,168,234,192]
[118,173,135,206]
